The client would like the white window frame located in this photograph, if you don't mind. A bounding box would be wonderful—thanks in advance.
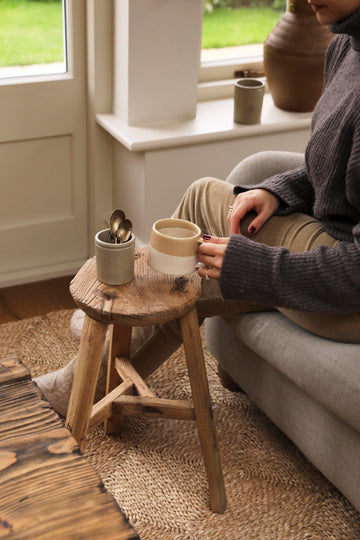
[198,49,264,101]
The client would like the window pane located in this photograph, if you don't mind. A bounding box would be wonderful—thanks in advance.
[0,0,66,79]
[202,0,286,63]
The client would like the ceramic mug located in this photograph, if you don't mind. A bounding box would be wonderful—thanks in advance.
[233,78,265,125]
[147,218,202,276]
[95,228,135,285]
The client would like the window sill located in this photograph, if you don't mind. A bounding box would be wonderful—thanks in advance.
[96,93,312,153]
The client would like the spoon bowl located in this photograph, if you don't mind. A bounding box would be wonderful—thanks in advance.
[110,209,125,243]
[116,218,133,243]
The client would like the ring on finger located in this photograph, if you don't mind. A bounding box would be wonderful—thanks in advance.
[228,205,233,211]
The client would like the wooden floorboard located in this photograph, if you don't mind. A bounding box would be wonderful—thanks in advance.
[0,276,77,324]
[0,357,139,540]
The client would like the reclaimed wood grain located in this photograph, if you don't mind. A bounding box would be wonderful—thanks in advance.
[113,395,195,420]
[0,357,139,540]
[115,356,155,397]
[65,315,108,450]
[0,356,30,385]
[180,306,227,514]
[88,378,133,433]
[104,325,133,435]
[70,250,201,326]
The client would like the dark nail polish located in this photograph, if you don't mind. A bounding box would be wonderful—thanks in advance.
[202,234,212,241]
[248,226,256,235]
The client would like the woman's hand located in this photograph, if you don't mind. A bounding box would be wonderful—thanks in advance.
[197,236,229,280]
[228,188,280,235]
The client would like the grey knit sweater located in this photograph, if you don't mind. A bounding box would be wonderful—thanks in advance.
[220,9,360,313]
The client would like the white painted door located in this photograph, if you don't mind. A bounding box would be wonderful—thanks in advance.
[0,0,88,287]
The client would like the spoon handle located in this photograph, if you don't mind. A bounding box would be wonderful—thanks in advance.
[107,231,118,244]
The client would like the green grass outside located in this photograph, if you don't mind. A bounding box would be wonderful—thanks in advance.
[202,7,283,48]
[0,0,63,66]
[0,2,282,67]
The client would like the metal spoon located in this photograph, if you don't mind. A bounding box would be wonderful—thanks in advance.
[116,219,133,243]
[109,209,125,243]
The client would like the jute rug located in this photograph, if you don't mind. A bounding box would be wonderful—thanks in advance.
[1,309,360,540]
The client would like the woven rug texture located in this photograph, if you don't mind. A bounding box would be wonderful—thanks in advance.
[1,309,360,540]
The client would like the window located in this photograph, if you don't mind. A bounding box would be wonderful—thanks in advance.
[200,0,286,89]
[0,0,67,80]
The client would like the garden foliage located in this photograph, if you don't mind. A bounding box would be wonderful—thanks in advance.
[204,0,285,12]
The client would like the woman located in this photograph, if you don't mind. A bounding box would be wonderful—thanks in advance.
[36,0,360,415]
[192,0,360,342]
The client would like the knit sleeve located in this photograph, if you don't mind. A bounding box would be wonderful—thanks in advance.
[219,233,360,313]
[346,107,360,210]
[233,163,315,216]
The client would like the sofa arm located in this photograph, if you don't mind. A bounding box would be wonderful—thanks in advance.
[226,151,304,187]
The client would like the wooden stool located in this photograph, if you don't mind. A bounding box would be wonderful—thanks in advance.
[65,249,226,513]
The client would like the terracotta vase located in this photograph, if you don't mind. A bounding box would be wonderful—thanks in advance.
[263,0,334,112]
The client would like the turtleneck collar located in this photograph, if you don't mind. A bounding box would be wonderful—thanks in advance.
[329,9,360,51]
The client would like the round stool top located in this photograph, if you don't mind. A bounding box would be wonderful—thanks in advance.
[70,248,202,326]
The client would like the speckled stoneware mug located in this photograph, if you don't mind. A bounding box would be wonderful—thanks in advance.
[95,228,135,285]
[147,218,202,276]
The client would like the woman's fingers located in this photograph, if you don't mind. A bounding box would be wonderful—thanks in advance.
[246,206,275,235]
[197,264,220,281]
[197,237,229,280]
[227,189,280,235]
[228,199,253,234]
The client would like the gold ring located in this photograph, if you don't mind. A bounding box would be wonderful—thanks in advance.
[205,269,210,280]
[228,205,233,211]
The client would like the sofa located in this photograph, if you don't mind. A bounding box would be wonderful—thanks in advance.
[205,152,360,512]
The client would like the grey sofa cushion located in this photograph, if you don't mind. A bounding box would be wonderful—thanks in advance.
[220,312,360,432]
[206,315,360,512]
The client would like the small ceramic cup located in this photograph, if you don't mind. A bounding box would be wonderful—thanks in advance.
[233,78,265,125]
[95,228,135,285]
[147,218,202,276]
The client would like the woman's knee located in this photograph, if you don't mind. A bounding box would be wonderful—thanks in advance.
[174,176,234,233]
[182,177,229,206]
[187,176,223,194]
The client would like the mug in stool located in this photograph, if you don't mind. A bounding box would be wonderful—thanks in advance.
[95,228,135,285]
[147,218,201,276]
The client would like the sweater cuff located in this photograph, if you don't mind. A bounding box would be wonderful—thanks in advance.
[219,234,280,305]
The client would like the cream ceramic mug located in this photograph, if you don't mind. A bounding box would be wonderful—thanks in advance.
[147,218,202,276]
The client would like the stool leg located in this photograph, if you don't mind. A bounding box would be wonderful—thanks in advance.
[179,306,227,514]
[105,324,132,434]
[66,315,108,451]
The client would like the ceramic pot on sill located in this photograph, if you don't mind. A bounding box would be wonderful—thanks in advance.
[263,0,334,112]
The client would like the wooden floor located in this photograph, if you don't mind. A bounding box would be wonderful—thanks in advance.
[0,276,77,324]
